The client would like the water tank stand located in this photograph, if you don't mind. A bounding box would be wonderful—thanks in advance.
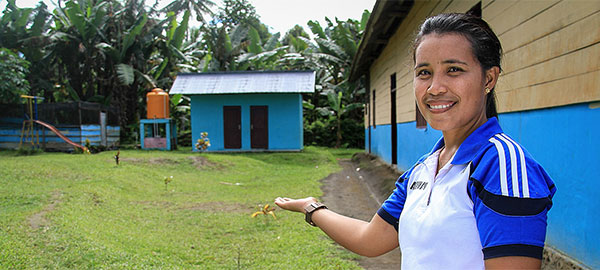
[140,118,177,150]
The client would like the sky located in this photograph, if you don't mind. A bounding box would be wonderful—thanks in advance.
[249,0,376,35]
[2,0,377,35]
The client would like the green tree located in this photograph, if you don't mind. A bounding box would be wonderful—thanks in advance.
[161,0,215,23]
[198,0,278,72]
[298,11,370,147]
[216,0,258,28]
[0,48,30,103]
[282,25,310,46]
[0,0,52,97]
[316,90,363,148]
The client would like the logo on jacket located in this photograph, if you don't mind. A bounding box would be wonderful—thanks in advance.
[410,181,428,190]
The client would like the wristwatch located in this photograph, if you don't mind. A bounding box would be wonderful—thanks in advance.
[304,202,328,226]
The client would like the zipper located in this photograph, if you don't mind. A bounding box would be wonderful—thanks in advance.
[426,184,433,206]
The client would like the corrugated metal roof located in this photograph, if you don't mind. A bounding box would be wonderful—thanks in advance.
[169,70,315,95]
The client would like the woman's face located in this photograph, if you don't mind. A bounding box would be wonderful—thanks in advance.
[414,33,495,134]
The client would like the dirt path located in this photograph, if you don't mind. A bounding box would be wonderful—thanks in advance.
[321,155,402,270]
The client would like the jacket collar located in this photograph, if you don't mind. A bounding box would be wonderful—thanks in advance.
[425,117,503,165]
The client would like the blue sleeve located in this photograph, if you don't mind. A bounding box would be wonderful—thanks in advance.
[469,137,556,260]
[377,169,411,231]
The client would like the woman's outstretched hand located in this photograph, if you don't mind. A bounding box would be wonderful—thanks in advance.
[274,197,318,213]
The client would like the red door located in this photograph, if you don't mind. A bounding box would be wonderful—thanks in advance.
[250,106,268,149]
[223,106,241,149]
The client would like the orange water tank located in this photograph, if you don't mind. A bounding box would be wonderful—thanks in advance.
[146,88,170,119]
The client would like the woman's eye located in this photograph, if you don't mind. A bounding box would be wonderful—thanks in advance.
[448,67,463,73]
[416,70,431,77]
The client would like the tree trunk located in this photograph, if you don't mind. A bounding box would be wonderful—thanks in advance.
[335,114,342,148]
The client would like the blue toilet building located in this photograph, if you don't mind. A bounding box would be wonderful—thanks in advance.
[169,70,315,152]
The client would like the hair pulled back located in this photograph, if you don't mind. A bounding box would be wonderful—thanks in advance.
[413,13,502,118]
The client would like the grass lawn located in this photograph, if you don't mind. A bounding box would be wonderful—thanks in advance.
[0,146,363,269]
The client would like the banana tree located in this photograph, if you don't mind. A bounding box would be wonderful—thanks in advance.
[299,12,370,147]
[161,0,214,23]
[235,27,287,70]
[1,0,52,97]
[0,48,31,103]
[316,89,363,148]
[199,23,252,71]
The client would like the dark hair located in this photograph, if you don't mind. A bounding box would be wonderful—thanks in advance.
[413,13,502,118]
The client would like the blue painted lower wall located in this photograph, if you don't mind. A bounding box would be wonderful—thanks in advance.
[365,102,600,268]
[365,123,442,166]
[190,93,304,151]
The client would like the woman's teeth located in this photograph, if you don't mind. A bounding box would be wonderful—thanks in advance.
[430,103,452,109]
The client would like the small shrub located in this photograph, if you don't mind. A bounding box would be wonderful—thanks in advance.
[16,146,43,156]
[195,132,211,151]
[164,176,173,191]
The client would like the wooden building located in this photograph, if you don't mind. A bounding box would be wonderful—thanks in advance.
[350,0,600,268]
[169,71,315,152]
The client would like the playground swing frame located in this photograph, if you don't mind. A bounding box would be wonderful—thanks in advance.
[19,95,43,148]
[18,95,88,152]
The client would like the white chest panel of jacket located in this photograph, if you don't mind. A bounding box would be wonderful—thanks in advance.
[398,149,484,270]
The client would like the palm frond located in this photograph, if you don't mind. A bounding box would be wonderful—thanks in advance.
[134,69,156,88]
[116,63,134,85]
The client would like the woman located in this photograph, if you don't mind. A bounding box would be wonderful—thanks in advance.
[275,13,555,269]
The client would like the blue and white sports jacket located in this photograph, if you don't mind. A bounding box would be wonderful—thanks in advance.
[378,117,556,269]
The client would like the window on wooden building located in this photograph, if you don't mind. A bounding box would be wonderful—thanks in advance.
[390,73,397,165]
[416,103,427,129]
[372,89,376,128]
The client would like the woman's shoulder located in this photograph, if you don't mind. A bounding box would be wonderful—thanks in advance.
[470,132,555,200]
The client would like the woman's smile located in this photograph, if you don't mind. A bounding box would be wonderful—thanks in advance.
[427,100,456,112]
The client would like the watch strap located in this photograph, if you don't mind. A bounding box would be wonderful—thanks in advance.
[304,202,327,226]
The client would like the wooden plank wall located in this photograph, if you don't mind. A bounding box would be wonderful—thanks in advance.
[367,0,600,126]
[485,0,600,112]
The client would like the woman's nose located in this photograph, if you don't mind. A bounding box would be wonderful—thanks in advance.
[427,75,448,95]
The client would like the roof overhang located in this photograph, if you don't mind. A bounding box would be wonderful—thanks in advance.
[349,0,414,82]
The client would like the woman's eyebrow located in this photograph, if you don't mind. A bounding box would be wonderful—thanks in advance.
[414,62,429,70]
[442,59,468,65]
[414,59,468,70]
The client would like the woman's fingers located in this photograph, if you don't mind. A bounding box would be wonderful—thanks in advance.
[274,197,294,210]
[274,197,317,213]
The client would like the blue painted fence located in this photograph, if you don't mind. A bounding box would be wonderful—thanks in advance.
[0,118,120,150]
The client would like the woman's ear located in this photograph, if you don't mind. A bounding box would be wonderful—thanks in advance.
[485,66,500,90]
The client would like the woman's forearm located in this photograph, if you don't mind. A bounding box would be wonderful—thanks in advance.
[308,208,398,257]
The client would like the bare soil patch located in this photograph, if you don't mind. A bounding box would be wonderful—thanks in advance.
[120,157,180,165]
[134,200,252,213]
[177,201,254,213]
[118,156,225,170]
[186,156,226,170]
[320,153,402,270]
[28,191,62,230]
